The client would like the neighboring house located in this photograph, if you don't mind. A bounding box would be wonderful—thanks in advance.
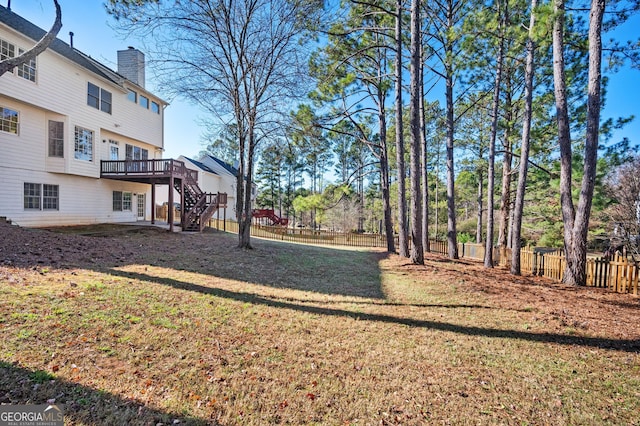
[0,6,167,227]
[158,154,255,222]
[195,154,257,220]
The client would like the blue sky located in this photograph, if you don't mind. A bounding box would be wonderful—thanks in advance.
[8,0,639,161]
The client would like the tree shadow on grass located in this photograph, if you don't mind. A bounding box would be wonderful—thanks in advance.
[189,237,387,300]
[2,225,388,300]
[105,268,640,354]
[0,361,211,426]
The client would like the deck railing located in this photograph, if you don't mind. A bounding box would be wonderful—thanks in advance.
[100,159,198,180]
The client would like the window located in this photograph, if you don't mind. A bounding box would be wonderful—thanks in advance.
[24,183,58,210]
[127,89,137,103]
[139,95,149,109]
[123,192,132,211]
[42,184,59,210]
[0,39,36,81]
[109,140,119,160]
[125,144,148,161]
[87,82,100,109]
[0,38,15,61]
[48,120,64,157]
[1,106,19,134]
[151,101,160,114]
[112,191,122,211]
[17,48,36,82]
[87,82,112,114]
[74,126,93,161]
[24,183,41,210]
[113,191,132,211]
[101,88,112,114]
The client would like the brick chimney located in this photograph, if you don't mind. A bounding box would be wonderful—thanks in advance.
[117,47,145,88]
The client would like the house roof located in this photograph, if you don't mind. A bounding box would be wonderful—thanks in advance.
[0,5,162,100]
[205,154,239,176]
[183,156,218,175]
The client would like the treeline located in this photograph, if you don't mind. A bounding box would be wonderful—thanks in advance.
[107,0,639,284]
[243,0,639,283]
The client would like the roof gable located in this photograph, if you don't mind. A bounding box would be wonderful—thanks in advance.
[183,156,219,175]
[205,154,239,176]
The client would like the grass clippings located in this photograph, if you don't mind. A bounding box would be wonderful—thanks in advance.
[0,223,639,425]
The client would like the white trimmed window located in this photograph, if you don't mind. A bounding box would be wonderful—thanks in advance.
[0,38,15,60]
[113,191,132,211]
[74,126,93,161]
[151,101,160,114]
[24,183,40,209]
[24,183,59,210]
[17,48,36,82]
[0,106,19,134]
[87,82,112,114]
[43,184,59,210]
[127,89,137,103]
[139,95,149,109]
[48,120,64,157]
[109,140,119,160]
[0,38,37,81]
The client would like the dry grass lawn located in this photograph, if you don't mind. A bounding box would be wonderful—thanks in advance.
[0,224,639,425]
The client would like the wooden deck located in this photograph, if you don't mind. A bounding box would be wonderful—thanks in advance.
[100,159,227,232]
[100,158,197,184]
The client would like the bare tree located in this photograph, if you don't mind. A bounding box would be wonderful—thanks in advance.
[605,156,640,261]
[108,0,319,249]
[0,0,61,76]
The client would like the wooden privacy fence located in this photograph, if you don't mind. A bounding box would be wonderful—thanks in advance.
[466,244,638,295]
[208,220,638,295]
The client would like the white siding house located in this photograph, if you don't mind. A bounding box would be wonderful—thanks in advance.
[0,6,167,227]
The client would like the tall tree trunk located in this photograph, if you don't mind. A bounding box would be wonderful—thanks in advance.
[409,0,424,264]
[380,97,396,253]
[564,0,605,285]
[239,122,256,249]
[484,0,506,268]
[476,169,483,244]
[420,51,430,252]
[511,0,537,275]
[435,162,440,239]
[553,0,576,269]
[498,78,513,250]
[445,60,458,258]
[395,1,409,257]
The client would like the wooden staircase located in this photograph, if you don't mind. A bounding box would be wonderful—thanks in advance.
[174,171,227,232]
[252,209,289,226]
